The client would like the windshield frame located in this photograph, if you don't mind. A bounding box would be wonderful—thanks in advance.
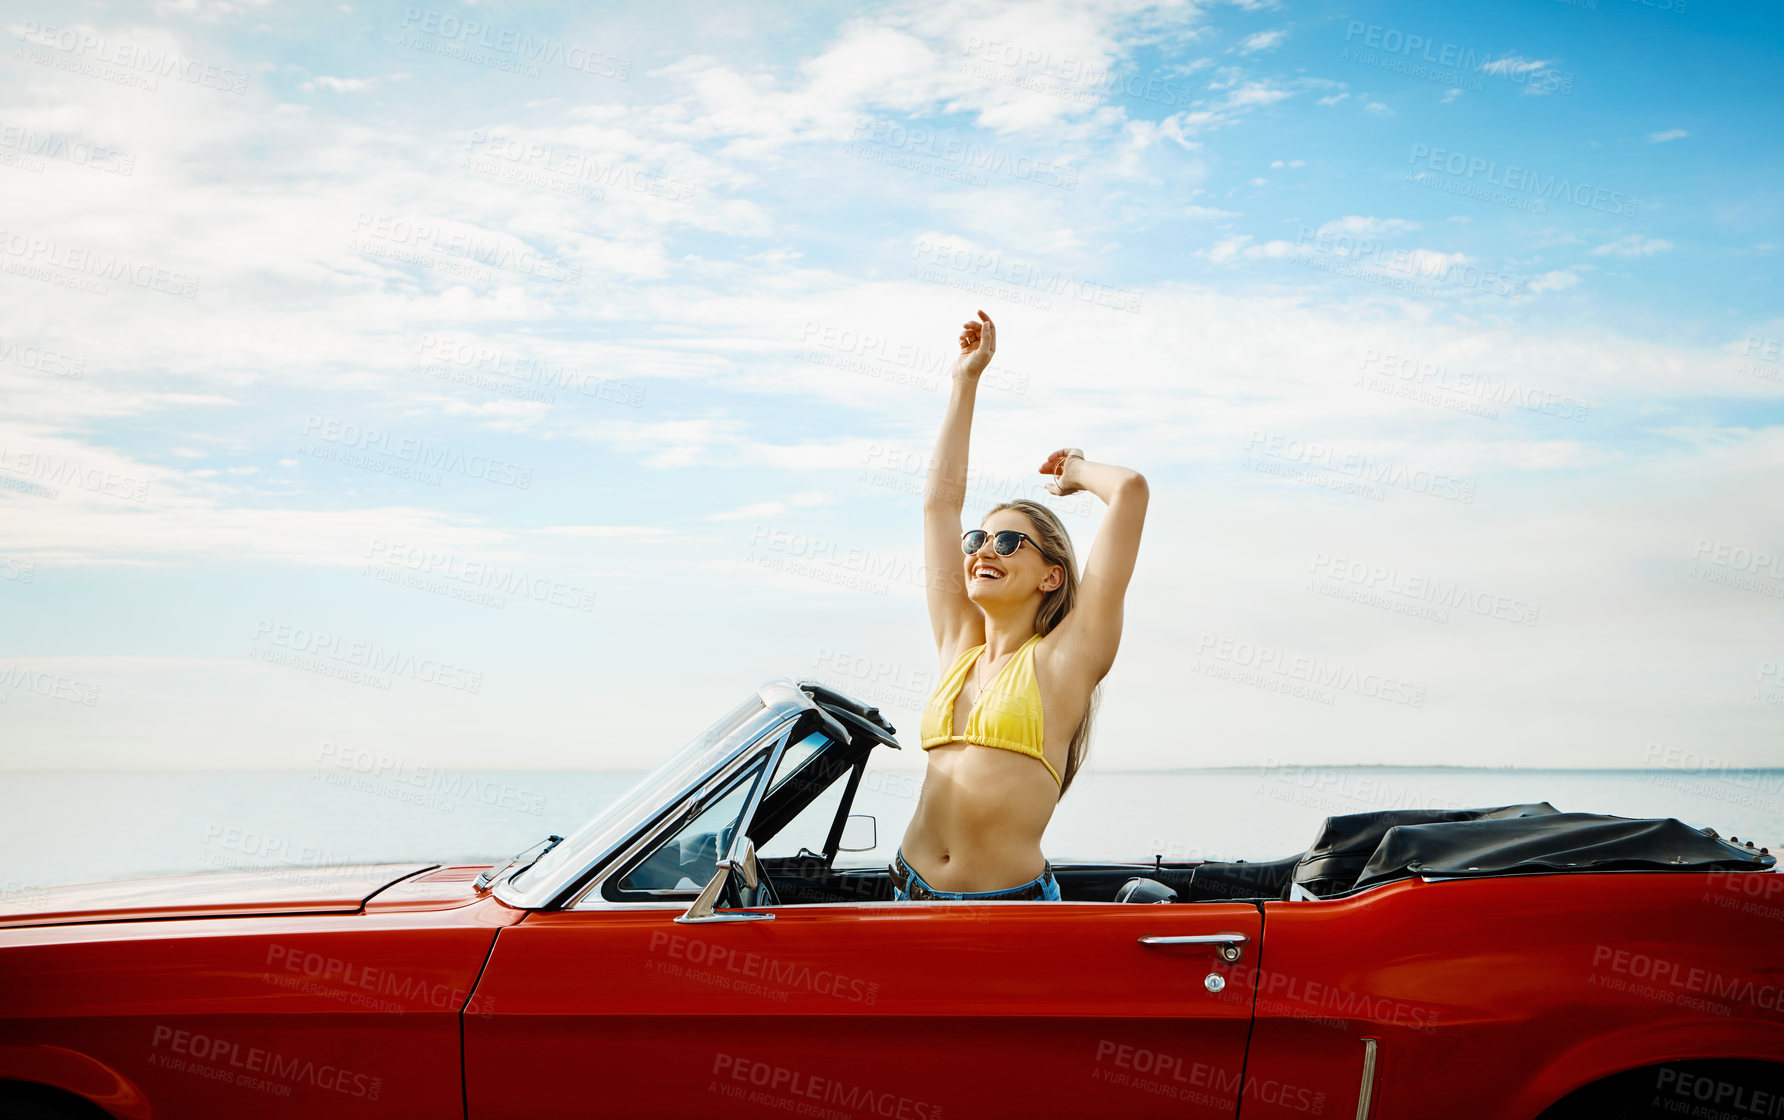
[491,679,824,910]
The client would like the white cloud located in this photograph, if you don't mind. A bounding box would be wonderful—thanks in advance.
[1318,216,1421,238]
[1196,234,1297,262]
[706,490,834,520]
[1269,159,1305,168]
[1363,101,1390,115]
[1199,234,1253,263]
[301,75,377,93]
[1529,268,1586,293]
[1646,128,1689,144]
[150,0,273,18]
[1478,54,1567,96]
[1235,29,1287,53]
[1317,92,1349,106]
[1184,204,1241,220]
[1590,235,1674,258]
[1399,247,1469,274]
[1226,83,1292,109]
[532,525,677,539]
[1440,88,1462,103]
[1479,54,1556,76]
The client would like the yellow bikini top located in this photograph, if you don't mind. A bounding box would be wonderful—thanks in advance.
[919,631,1061,789]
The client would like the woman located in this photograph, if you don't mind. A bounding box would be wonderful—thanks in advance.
[891,310,1149,902]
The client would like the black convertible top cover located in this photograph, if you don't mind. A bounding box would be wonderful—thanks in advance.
[1293,803,1560,896]
[1352,811,1776,891]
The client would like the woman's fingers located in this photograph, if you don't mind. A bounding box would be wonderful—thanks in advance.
[952,312,991,359]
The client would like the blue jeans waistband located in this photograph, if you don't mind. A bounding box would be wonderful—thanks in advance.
[892,847,1059,901]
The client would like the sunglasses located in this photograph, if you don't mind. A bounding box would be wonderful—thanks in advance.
[961,529,1049,560]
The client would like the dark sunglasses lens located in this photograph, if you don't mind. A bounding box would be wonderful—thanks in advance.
[961,530,988,554]
[994,531,1024,555]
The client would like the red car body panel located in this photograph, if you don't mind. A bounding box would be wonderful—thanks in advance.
[1237,873,1784,1120]
[0,863,436,928]
[4,862,1780,1117]
[464,899,1264,1119]
[0,865,523,1117]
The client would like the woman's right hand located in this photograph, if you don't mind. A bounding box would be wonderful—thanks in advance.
[1040,448,1086,496]
[950,310,996,381]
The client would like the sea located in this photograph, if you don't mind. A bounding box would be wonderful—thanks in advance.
[3,767,1780,894]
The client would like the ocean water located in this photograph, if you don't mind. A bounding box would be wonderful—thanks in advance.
[2,766,1779,894]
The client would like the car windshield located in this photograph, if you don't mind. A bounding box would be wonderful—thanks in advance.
[507,693,777,894]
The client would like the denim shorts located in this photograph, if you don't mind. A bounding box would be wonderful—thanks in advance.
[890,847,1061,902]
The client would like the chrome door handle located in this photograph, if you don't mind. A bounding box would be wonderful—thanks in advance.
[1138,932,1247,962]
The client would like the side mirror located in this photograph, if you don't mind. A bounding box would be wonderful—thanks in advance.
[677,836,774,924]
[838,814,877,852]
[718,834,760,889]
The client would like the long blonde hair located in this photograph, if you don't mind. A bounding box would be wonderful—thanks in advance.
[984,498,1097,795]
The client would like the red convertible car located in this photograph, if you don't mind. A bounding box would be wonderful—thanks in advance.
[2,679,1779,1119]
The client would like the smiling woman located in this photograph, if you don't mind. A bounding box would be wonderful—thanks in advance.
[893,310,1150,899]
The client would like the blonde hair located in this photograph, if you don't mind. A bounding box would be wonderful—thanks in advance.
[983,498,1098,795]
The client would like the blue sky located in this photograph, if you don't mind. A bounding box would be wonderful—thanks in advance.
[1,0,1779,774]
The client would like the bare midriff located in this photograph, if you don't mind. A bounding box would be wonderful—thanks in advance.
[900,642,1076,892]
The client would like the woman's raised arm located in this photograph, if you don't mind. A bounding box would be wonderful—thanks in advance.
[1039,449,1148,690]
[922,311,996,656]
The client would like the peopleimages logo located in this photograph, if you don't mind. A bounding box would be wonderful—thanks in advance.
[1309,552,1541,626]
[1407,144,1638,218]
[300,416,533,489]
[1341,22,1574,93]
[1245,430,1477,504]
[909,237,1142,312]
[365,537,594,612]
[149,1025,382,1099]
[1293,226,1528,300]
[852,117,1079,191]
[13,21,250,94]
[250,620,483,693]
[1195,633,1427,708]
[399,8,630,79]
[349,213,581,285]
[0,229,198,299]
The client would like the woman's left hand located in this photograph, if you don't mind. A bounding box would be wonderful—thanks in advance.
[1040,448,1085,496]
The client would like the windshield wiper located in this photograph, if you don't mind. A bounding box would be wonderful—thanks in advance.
[476,834,564,891]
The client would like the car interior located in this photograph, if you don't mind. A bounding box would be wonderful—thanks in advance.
[593,688,1774,911]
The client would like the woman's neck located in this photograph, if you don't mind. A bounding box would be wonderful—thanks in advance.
[979,609,1039,659]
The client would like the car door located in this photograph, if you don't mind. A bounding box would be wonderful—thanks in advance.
[464,897,1262,1119]
[464,725,1262,1118]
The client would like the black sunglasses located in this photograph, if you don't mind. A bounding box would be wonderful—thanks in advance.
[961,529,1049,560]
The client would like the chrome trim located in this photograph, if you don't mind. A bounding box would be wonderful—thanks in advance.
[564,897,1171,912]
[759,678,849,742]
[722,723,794,871]
[675,852,775,924]
[720,835,761,890]
[1138,931,1247,961]
[565,722,794,910]
[1355,1037,1379,1119]
[494,688,803,910]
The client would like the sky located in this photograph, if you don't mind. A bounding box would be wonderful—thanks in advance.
[1,0,1779,775]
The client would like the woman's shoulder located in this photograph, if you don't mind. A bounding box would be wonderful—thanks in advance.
[935,627,984,672]
[1032,625,1095,691]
